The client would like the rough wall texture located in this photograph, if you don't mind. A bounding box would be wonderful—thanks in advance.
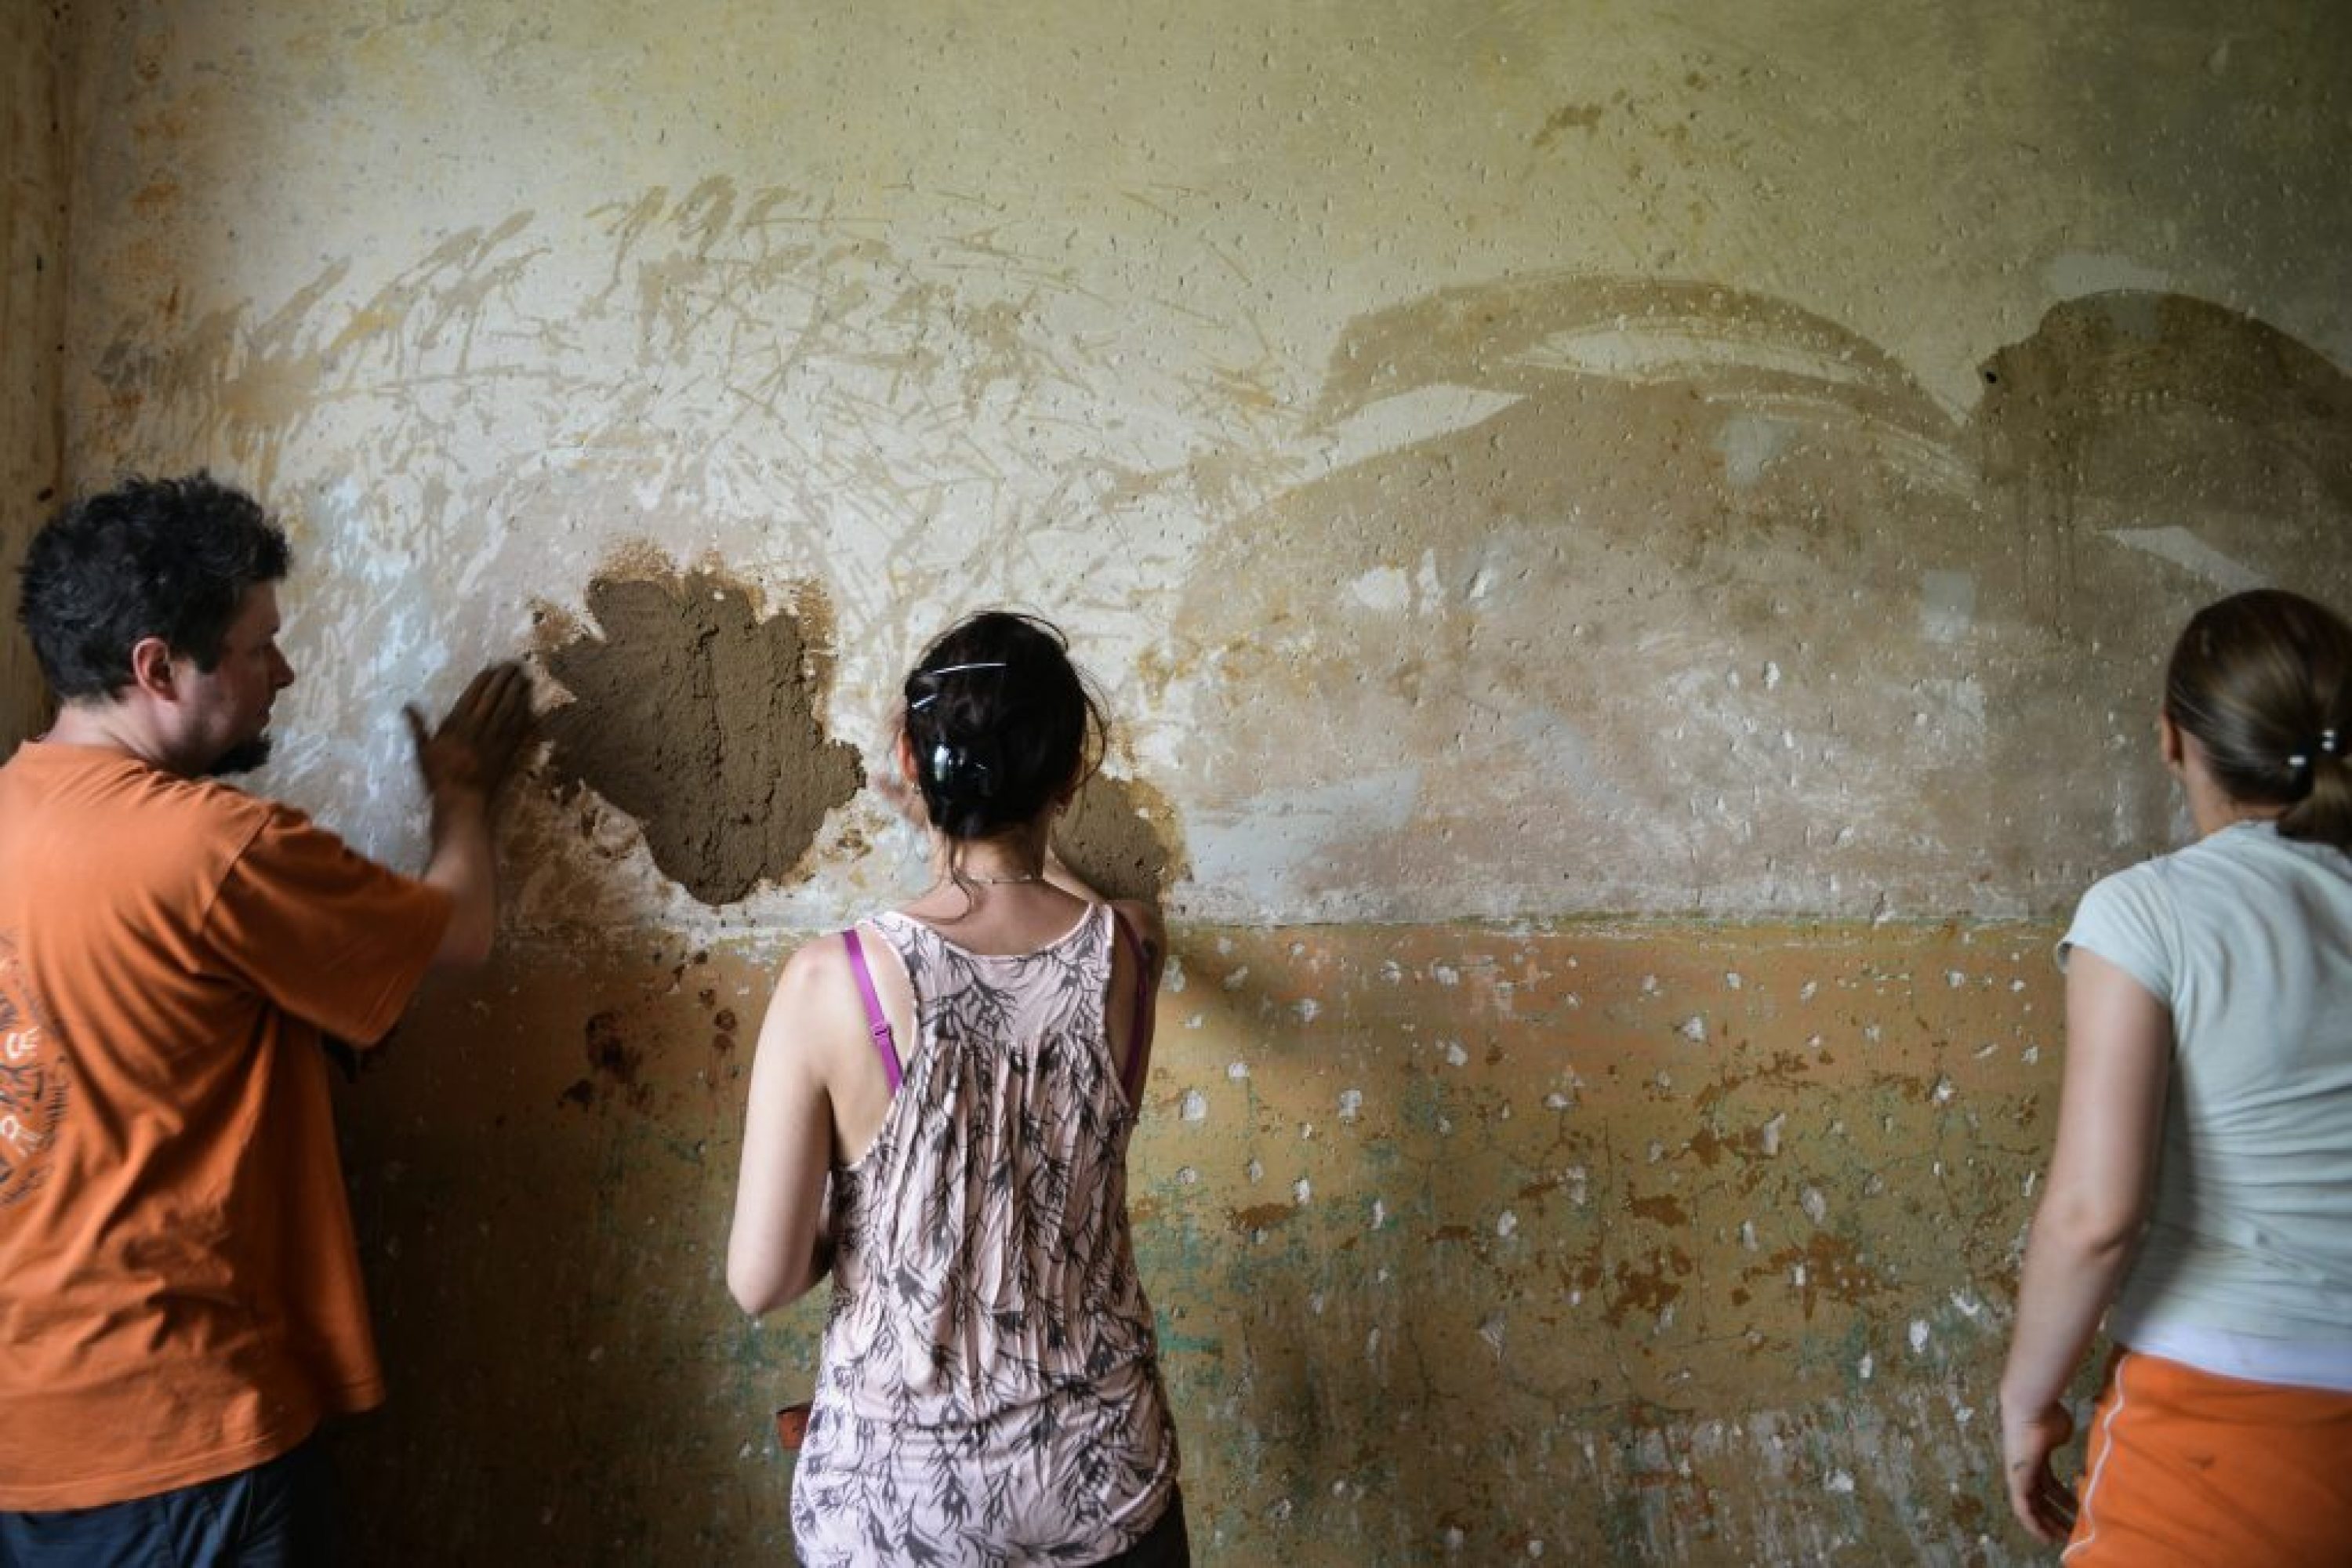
[2,0,66,748]
[24,0,2352,1563]
[343,921,2058,1564]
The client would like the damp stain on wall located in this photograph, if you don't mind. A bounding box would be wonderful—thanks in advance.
[539,560,862,906]
[1171,274,2352,920]
[1974,290,2352,638]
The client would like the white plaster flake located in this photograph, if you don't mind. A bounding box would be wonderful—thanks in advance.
[1348,565,1414,615]
[2043,251,2172,299]
[1716,412,1798,488]
[1919,569,1976,644]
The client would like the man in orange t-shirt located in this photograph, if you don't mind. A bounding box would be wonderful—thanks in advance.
[0,475,532,1563]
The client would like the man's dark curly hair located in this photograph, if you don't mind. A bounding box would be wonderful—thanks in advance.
[18,474,292,700]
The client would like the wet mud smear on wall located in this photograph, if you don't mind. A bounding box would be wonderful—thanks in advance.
[540,563,862,905]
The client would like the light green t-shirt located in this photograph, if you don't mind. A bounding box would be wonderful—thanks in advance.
[2062,820,2352,1385]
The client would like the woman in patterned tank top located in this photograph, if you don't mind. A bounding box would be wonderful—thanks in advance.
[728,611,1189,1566]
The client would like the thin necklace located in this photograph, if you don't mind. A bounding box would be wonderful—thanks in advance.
[961,870,1040,885]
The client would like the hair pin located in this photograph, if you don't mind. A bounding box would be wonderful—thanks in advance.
[909,660,1009,710]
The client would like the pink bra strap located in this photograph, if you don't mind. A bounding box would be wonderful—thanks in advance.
[1110,913,1158,1101]
[842,928,902,1094]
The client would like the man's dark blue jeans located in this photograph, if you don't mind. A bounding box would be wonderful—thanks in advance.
[0,1434,335,1567]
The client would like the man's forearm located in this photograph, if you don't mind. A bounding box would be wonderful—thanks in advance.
[423,789,499,967]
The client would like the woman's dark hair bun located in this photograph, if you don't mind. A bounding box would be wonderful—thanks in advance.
[902,611,1105,842]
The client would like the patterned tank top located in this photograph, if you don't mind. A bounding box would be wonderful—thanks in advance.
[790,902,1179,1566]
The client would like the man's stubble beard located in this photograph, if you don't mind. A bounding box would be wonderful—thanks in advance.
[205,735,274,777]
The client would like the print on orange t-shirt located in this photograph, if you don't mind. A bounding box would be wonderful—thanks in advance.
[0,936,68,1211]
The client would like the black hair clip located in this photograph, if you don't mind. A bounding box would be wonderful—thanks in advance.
[927,742,996,800]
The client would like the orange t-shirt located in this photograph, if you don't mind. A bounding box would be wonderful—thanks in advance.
[0,740,452,1510]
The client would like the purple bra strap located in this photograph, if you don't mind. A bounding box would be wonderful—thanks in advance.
[1110,913,1159,1102]
[842,927,902,1094]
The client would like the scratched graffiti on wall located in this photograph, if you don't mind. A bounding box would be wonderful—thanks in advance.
[79,183,1265,920]
[81,200,2352,924]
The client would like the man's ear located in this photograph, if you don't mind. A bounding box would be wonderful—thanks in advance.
[129,637,180,700]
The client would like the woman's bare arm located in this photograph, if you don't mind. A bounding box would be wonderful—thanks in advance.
[726,942,848,1315]
[1997,949,2172,1542]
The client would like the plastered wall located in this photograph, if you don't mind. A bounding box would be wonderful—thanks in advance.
[2,0,66,748]
[19,1,2352,1563]
[347,922,2060,1563]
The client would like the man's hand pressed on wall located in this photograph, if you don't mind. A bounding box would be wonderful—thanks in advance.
[406,661,535,807]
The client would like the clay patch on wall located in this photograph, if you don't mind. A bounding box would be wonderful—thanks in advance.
[540,561,862,904]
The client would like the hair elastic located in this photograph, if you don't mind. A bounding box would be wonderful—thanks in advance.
[908,660,1009,710]
[2290,728,2342,772]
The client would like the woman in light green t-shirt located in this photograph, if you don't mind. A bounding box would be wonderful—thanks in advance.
[1998,589,2352,1566]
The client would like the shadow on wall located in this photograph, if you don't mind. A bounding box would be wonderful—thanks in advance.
[1172,280,2352,919]
[332,944,805,1562]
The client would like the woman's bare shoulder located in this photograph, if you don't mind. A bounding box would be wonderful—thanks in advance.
[1109,898,1167,963]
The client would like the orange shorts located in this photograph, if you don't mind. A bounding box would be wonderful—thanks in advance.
[2066,1348,2352,1567]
